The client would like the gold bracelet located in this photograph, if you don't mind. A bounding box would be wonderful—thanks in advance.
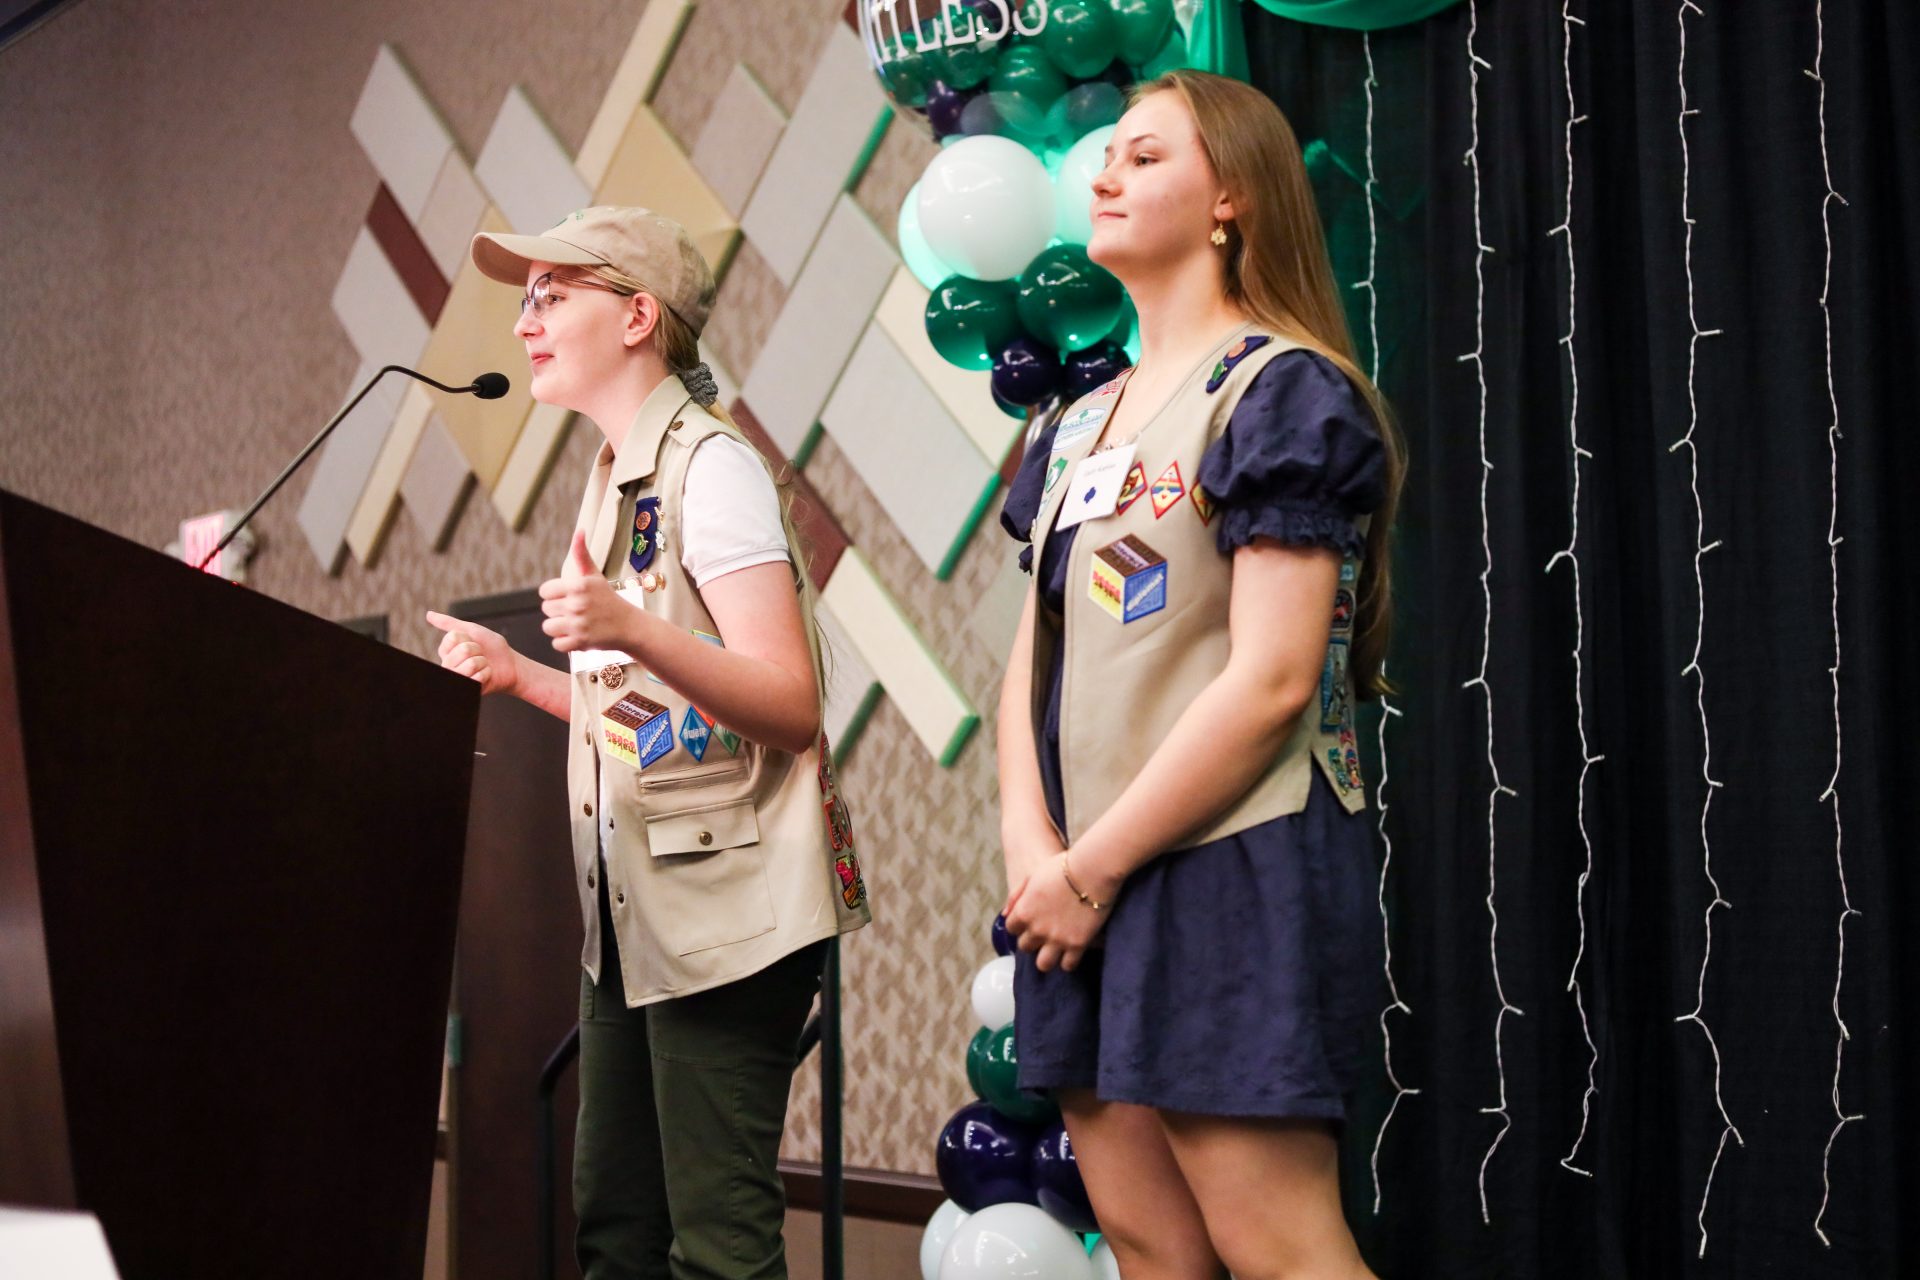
[1060,852,1108,913]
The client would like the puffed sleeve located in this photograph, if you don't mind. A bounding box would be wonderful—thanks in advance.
[998,420,1059,574]
[1196,350,1387,558]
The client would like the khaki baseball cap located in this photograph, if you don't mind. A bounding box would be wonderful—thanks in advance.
[471,206,716,334]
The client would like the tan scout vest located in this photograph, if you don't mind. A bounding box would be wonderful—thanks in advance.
[566,374,871,1006]
[1027,324,1370,848]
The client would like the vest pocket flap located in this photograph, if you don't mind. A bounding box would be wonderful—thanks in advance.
[644,798,760,857]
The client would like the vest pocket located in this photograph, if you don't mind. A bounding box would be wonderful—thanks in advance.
[643,799,776,955]
[643,795,760,856]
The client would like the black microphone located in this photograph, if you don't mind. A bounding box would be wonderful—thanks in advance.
[196,365,512,571]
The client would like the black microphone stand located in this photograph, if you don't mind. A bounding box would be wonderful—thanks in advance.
[196,365,503,571]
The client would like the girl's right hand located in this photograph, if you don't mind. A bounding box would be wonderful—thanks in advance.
[1001,831,1064,902]
[426,610,522,697]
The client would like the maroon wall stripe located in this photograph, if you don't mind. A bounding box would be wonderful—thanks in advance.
[366,183,450,325]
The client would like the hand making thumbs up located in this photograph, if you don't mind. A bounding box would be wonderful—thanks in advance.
[539,529,637,654]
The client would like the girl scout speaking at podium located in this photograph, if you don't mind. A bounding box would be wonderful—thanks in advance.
[426,206,869,1280]
[998,71,1405,1279]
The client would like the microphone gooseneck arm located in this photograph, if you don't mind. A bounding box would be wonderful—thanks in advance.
[195,365,508,571]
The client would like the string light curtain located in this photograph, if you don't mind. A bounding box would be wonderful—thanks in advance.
[1243,3,1918,1275]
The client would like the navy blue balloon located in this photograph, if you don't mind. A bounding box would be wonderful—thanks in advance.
[1063,340,1129,399]
[926,81,970,138]
[1031,1120,1099,1233]
[991,336,1063,407]
[936,1101,1042,1212]
[992,912,1014,957]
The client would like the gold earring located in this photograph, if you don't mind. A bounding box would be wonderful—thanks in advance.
[1210,222,1229,247]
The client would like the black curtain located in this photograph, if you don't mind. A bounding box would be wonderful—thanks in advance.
[1243,3,1919,1275]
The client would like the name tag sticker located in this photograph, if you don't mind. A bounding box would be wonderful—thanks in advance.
[1088,533,1168,624]
[1056,443,1138,532]
[602,692,672,770]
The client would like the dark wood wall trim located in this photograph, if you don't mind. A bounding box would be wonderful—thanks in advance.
[779,1161,944,1226]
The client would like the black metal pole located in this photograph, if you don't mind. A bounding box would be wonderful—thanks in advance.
[821,938,845,1280]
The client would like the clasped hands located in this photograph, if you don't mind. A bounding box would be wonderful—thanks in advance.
[1002,842,1126,974]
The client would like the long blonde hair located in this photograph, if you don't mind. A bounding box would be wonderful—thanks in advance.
[1134,70,1407,699]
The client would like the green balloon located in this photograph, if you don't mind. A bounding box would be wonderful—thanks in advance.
[970,1023,1057,1124]
[966,1025,994,1098]
[1108,0,1174,67]
[1017,245,1125,352]
[1041,0,1121,80]
[991,44,1069,118]
[942,27,1003,90]
[879,21,954,108]
[926,277,1023,370]
[1139,26,1189,79]
[1105,291,1137,348]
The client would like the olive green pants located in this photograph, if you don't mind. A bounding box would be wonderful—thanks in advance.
[575,883,824,1280]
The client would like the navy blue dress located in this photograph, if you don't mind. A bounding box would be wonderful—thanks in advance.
[1000,350,1388,1120]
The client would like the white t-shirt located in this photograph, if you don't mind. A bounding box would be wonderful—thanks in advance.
[678,434,791,587]
[573,433,791,854]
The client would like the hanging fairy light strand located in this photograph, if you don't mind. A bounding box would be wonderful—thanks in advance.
[1543,0,1603,1181]
[1460,0,1522,1227]
[1669,0,1739,1259]
[1808,0,1861,1248]
[1356,30,1420,1217]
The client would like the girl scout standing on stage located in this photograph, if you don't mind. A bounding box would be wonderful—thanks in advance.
[425,207,870,1280]
[999,71,1403,1280]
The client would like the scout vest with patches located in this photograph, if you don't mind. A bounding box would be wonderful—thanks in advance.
[566,375,870,1007]
[1027,326,1371,848]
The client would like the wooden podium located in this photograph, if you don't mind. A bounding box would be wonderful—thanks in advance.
[0,489,478,1278]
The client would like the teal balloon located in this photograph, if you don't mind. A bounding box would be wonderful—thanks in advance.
[1108,0,1175,66]
[898,181,952,290]
[991,44,1069,119]
[1017,245,1125,352]
[926,276,1023,370]
[1040,0,1121,79]
[971,1023,1057,1124]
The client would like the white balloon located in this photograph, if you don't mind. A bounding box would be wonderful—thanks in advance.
[940,1202,1096,1280]
[1088,1238,1122,1280]
[917,135,1057,282]
[970,954,1017,1030]
[921,1200,971,1280]
[1053,125,1115,247]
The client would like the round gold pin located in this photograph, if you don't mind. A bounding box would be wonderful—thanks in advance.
[599,664,626,690]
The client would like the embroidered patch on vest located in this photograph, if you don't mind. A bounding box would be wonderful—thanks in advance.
[629,497,661,574]
[603,693,671,770]
[1320,638,1352,733]
[679,705,712,762]
[834,847,867,909]
[1327,724,1364,794]
[1149,461,1186,518]
[1114,462,1147,515]
[817,732,867,907]
[1043,455,1069,499]
[1332,587,1356,634]
[1053,406,1107,450]
[1089,534,1168,624]
[1191,483,1215,527]
[1205,335,1273,394]
[714,725,741,756]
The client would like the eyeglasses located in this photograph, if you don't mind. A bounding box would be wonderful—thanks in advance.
[519,271,629,321]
